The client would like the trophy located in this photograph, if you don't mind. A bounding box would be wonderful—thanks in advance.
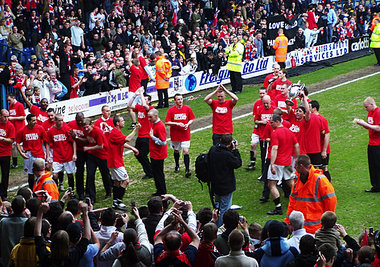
[285,81,305,106]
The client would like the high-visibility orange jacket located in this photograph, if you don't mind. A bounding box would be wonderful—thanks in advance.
[33,171,59,201]
[285,165,337,234]
[273,33,288,63]
[155,56,172,89]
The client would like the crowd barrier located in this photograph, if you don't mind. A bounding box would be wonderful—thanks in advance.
[10,37,371,122]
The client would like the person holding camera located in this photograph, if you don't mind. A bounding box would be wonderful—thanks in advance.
[208,133,242,227]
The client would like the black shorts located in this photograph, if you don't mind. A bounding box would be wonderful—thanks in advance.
[307,153,323,168]
[321,154,330,166]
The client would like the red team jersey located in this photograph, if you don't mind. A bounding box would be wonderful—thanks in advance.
[107,128,126,168]
[288,110,306,155]
[8,101,25,131]
[263,120,291,160]
[0,121,15,157]
[84,126,109,159]
[68,120,85,151]
[273,94,297,121]
[149,120,168,160]
[317,114,331,154]
[368,107,380,146]
[129,65,142,92]
[210,99,235,134]
[139,56,149,80]
[268,79,292,99]
[253,99,264,117]
[254,106,275,140]
[271,126,298,166]
[165,105,195,142]
[47,126,74,163]
[30,105,48,125]
[94,117,114,135]
[304,113,324,154]
[133,104,154,138]
[17,125,47,158]
[42,120,56,132]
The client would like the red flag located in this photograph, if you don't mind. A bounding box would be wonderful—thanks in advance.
[213,9,219,28]
[361,228,369,246]
[171,11,178,27]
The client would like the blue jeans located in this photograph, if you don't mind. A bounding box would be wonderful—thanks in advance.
[327,24,333,43]
[215,192,233,227]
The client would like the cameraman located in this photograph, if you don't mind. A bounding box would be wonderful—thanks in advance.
[208,133,242,227]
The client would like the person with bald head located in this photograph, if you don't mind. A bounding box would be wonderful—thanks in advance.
[148,109,168,195]
[32,158,59,201]
[355,97,380,192]
[251,95,274,177]
[0,109,15,200]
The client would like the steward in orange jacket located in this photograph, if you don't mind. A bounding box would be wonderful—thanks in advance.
[33,170,59,201]
[155,55,172,89]
[285,155,337,234]
[155,52,172,108]
[273,29,288,67]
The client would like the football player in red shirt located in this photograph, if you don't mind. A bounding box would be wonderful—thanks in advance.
[108,115,139,210]
[267,114,299,215]
[94,105,114,135]
[273,83,297,121]
[148,109,168,196]
[83,118,112,203]
[310,100,331,181]
[246,88,267,171]
[263,63,280,89]
[128,88,154,180]
[6,92,25,169]
[20,88,49,125]
[165,94,195,178]
[16,114,50,189]
[47,114,77,192]
[268,69,292,99]
[0,109,15,200]
[204,84,238,145]
[355,97,380,193]
[68,112,87,199]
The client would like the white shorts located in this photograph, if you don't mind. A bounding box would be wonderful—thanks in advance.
[52,161,76,174]
[251,134,260,145]
[24,151,44,175]
[267,164,294,181]
[110,167,129,181]
[170,141,191,151]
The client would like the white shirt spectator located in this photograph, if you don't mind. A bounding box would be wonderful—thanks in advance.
[71,25,84,47]
[95,225,124,267]
[286,228,312,253]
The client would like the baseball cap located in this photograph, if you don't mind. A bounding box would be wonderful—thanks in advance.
[31,55,37,60]
[66,222,83,243]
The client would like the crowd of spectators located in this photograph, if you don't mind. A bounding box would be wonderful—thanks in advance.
[0,190,379,266]
[0,0,378,105]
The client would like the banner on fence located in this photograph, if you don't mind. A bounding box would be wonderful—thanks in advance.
[348,36,370,52]
[266,15,298,50]
[48,38,352,122]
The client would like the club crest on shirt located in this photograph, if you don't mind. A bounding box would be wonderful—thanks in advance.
[215,107,228,114]
[368,117,373,124]
[9,109,16,116]
[262,114,272,121]
[0,129,6,136]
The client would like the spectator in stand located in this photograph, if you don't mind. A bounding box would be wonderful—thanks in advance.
[286,211,309,253]
[0,196,28,265]
[8,26,25,59]
[295,28,306,49]
[194,222,221,267]
[286,235,318,267]
[326,4,338,43]
[254,32,265,58]
[215,229,259,267]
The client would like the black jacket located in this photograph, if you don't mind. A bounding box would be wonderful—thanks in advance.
[208,144,242,196]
